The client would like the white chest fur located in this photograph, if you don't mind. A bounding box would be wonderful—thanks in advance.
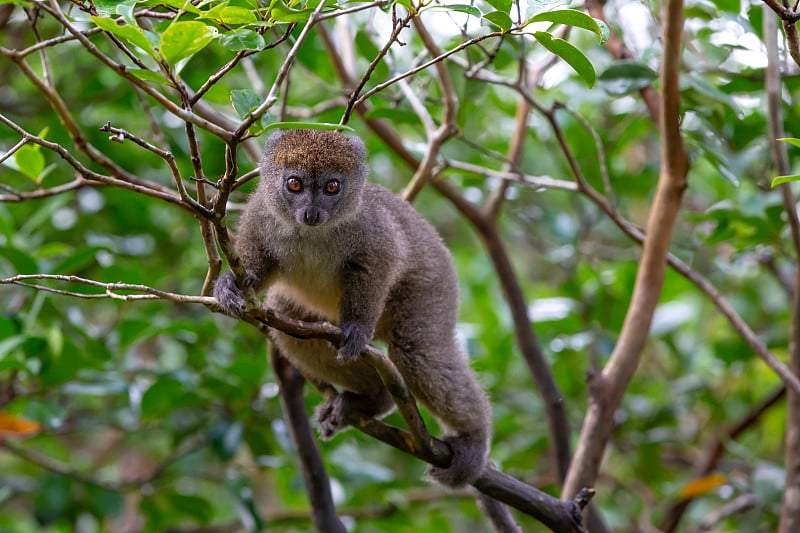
[269,244,344,321]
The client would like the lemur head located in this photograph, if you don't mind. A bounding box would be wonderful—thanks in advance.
[259,129,368,228]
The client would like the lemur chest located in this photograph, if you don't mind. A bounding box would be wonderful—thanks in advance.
[270,249,344,320]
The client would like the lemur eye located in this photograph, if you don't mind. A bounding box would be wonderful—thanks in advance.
[324,179,341,195]
[286,177,303,193]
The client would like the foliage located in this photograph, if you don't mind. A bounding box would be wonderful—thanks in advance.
[0,0,799,531]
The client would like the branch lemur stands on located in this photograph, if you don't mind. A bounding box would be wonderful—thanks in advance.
[214,129,492,487]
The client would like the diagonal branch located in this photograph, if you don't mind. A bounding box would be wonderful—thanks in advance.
[0,272,592,531]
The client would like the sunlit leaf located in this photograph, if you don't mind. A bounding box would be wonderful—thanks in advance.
[269,0,314,23]
[219,29,265,51]
[771,174,800,188]
[91,16,158,59]
[206,5,258,24]
[485,0,512,14]
[394,0,415,11]
[483,11,513,32]
[129,68,171,85]
[530,8,609,42]
[46,326,63,358]
[778,137,800,149]
[92,0,135,16]
[533,31,596,87]
[13,144,45,182]
[230,88,262,119]
[160,21,218,65]
[157,0,205,15]
[428,4,481,17]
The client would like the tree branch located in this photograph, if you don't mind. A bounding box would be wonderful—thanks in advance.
[764,8,800,532]
[563,0,689,499]
[271,350,348,533]
[0,271,591,531]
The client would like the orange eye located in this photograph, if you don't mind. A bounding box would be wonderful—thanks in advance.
[324,179,340,195]
[286,177,303,192]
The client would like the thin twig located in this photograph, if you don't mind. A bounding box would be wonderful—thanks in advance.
[41,0,233,141]
[341,5,415,124]
[0,113,197,213]
[234,0,329,138]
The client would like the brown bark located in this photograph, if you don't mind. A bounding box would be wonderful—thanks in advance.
[562,0,689,502]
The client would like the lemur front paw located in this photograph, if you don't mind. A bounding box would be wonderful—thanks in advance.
[213,272,246,316]
[337,322,372,362]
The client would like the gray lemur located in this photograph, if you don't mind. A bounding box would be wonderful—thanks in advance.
[214,129,492,487]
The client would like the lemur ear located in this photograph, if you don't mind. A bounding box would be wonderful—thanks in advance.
[264,129,286,154]
[347,134,367,161]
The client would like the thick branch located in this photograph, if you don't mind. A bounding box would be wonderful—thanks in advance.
[1,273,590,531]
[765,8,800,532]
[562,0,688,499]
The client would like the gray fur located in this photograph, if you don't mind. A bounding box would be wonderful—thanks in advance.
[214,129,492,487]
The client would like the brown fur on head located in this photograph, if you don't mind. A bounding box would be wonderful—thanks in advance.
[262,129,367,177]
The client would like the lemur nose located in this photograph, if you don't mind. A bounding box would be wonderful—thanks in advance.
[303,210,321,226]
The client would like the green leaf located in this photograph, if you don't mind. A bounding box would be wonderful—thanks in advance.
[129,68,171,85]
[682,75,742,117]
[230,88,262,119]
[206,5,258,24]
[51,246,108,274]
[530,8,609,42]
[0,246,39,274]
[140,375,203,420]
[160,21,218,65]
[365,107,422,125]
[92,0,136,16]
[483,11,513,32]
[778,137,800,149]
[485,0,512,14]
[157,0,205,15]
[269,0,314,23]
[598,61,657,96]
[354,30,389,80]
[428,4,481,17]
[711,0,740,14]
[262,122,355,132]
[33,474,72,524]
[165,493,214,524]
[210,419,244,461]
[46,326,63,359]
[91,16,158,60]
[0,336,26,360]
[218,29,265,51]
[14,144,45,182]
[771,174,800,188]
[116,2,137,26]
[533,31,596,87]
[84,485,124,519]
[394,0,415,11]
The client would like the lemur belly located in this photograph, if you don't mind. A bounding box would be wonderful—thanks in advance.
[270,249,344,321]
